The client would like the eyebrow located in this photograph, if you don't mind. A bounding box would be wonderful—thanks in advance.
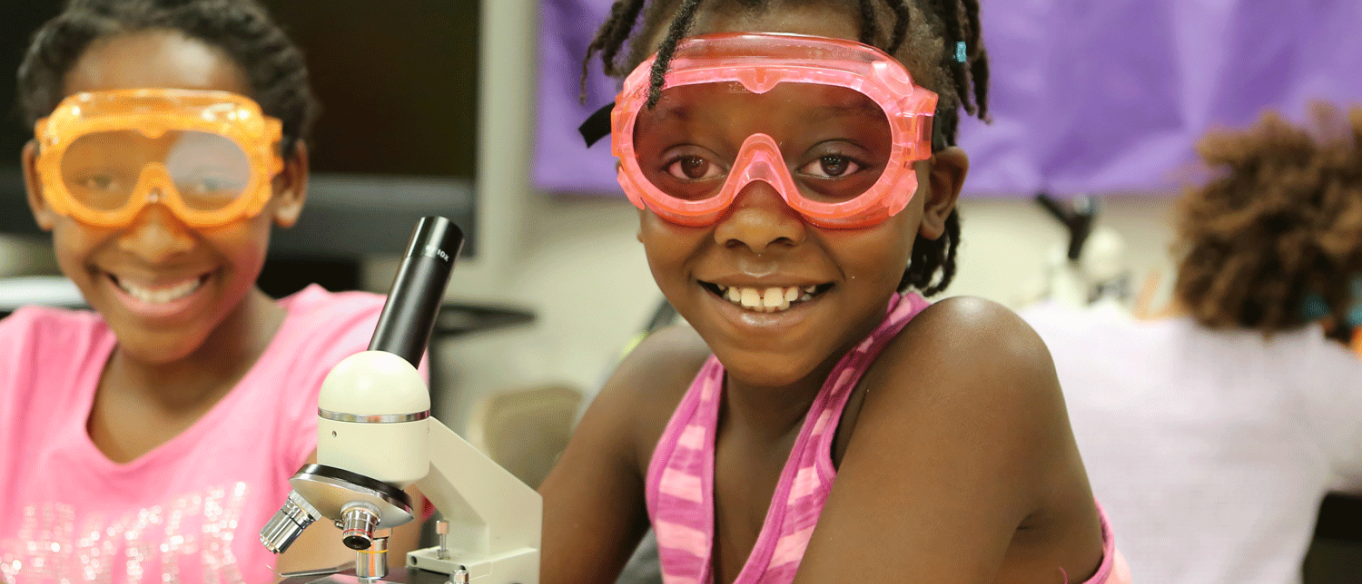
[645,102,692,123]
[807,101,885,121]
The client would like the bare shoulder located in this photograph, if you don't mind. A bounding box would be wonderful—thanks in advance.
[591,324,713,473]
[795,297,1104,582]
[884,295,1060,402]
[908,295,1051,353]
[539,328,711,582]
[610,324,712,393]
[857,295,1078,503]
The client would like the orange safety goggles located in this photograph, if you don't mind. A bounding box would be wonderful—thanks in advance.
[34,88,284,228]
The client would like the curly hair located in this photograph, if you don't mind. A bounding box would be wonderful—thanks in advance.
[581,0,990,296]
[16,0,317,156]
[1173,104,1362,334]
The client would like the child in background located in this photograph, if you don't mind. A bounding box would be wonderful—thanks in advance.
[541,1,1132,582]
[1023,105,1362,584]
[0,0,423,581]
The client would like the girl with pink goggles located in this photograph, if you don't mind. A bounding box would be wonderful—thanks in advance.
[609,32,940,229]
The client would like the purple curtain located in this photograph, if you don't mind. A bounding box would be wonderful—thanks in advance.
[530,0,619,195]
[532,0,1362,197]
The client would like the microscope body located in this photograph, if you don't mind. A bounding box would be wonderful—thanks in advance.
[261,217,541,583]
[291,350,541,583]
[318,351,430,489]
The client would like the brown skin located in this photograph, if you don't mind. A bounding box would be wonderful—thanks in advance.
[540,7,1104,584]
[21,31,422,576]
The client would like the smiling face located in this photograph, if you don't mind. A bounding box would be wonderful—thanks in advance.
[22,31,306,364]
[634,8,962,389]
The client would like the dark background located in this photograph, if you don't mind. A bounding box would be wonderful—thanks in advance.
[0,0,482,294]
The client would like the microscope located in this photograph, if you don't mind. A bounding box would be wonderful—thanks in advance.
[1033,194,1131,316]
[259,217,541,583]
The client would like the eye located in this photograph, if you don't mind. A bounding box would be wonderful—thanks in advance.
[798,155,864,179]
[665,155,724,181]
[187,178,226,193]
[77,174,120,192]
[177,170,245,196]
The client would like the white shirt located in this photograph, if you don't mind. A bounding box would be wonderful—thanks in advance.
[1021,302,1362,584]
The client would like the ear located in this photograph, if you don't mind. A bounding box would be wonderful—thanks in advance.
[918,146,969,240]
[22,141,58,231]
[269,141,309,228]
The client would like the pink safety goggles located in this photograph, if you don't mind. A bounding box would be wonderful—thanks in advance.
[610,32,939,229]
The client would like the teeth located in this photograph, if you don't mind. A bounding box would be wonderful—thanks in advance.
[762,288,783,308]
[117,277,203,304]
[714,283,821,313]
[741,288,761,309]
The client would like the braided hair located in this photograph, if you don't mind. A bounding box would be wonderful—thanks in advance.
[581,0,990,296]
[1173,104,1362,335]
[16,0,317,156]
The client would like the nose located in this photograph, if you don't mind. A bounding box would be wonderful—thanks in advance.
[117,196,195,261]
[713,180,806,254]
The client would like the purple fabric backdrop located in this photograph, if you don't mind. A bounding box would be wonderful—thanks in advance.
[532,0,1362,197]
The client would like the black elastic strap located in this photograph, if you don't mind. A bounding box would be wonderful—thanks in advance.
[930,103,951,152]
[931,121,948,152]
[578,101,615,147]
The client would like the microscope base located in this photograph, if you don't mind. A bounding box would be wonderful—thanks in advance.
[277,566,449,584]
[276,550,539,584]
[406,546,538,583]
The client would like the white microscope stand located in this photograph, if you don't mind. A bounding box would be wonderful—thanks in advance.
[405,419,541,583]
[262,216,541,584]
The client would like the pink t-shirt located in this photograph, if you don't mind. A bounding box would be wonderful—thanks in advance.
[0,285,387,584]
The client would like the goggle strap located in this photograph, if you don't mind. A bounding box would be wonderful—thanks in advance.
[930,105,950,152]
[579,101,615,147]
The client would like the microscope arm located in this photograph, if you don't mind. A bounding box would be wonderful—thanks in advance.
[406,420,542,581]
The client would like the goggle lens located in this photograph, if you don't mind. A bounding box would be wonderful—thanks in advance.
[60,129,253,214]
[631,81,892,206]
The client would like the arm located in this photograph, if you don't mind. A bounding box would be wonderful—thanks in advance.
[539,325,710,584]
[794,298,1104,583]
[273,451,426,579]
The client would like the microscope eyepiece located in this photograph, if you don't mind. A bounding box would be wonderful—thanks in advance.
[368,216,464,367]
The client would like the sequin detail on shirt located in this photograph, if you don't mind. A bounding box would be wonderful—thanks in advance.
[0,482,249,584]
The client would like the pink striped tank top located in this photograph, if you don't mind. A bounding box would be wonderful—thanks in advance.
[644,292,1133,584]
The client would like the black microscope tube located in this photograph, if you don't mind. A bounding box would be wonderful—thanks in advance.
[368,216,464,367]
